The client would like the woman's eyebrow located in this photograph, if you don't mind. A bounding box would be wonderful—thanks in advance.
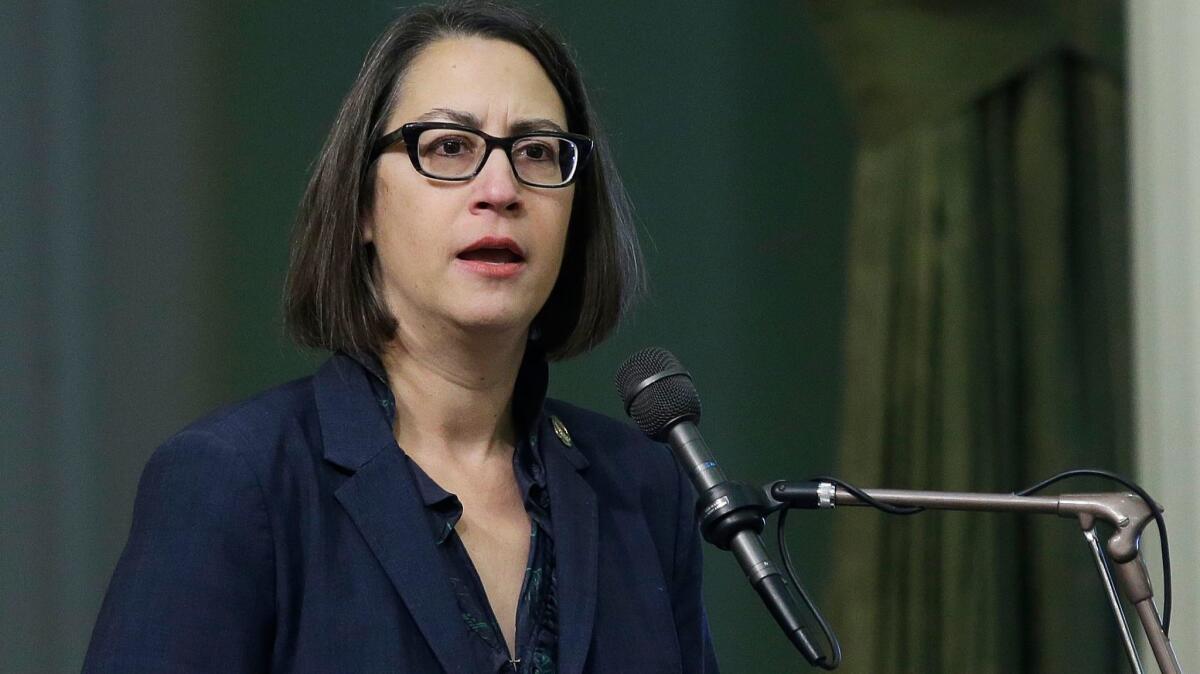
[415,108,566,134]
[415,108,482,127]
[510,118,566,134]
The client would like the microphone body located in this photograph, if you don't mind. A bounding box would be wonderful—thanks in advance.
[616,348,825,665]
[666,421,727,491]
[666,421,822,663]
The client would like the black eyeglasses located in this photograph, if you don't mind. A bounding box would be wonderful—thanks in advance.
[369,122,594,188]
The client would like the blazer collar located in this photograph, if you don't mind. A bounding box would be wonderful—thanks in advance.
[314,352,599,673]
[340,344,552,447]
[315,353,475,674]
[313,346,579,477]
[315,353,395,472]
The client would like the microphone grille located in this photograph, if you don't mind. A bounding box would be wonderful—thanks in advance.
[614,347,701,439]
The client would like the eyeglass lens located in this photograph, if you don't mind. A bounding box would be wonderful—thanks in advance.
[416,128,579,186]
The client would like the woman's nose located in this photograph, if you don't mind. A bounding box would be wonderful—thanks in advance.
[470,147,521,213]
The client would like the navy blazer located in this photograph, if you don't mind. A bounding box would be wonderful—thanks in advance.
[83,353,719,673]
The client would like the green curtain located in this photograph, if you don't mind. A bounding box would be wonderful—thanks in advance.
[806,2,1131,671]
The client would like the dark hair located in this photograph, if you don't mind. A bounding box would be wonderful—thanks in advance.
[284,0,643,361]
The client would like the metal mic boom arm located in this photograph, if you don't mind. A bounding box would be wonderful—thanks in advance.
[765,481,1184,674]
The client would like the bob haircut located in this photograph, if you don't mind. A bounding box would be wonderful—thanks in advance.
[284,0,644,361]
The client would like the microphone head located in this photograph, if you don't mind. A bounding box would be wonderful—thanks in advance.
[614,347,702,439]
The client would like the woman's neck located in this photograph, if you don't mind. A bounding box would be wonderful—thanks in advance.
[380,324,528,466]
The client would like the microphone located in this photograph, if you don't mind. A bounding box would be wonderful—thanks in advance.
[615,347,825,665]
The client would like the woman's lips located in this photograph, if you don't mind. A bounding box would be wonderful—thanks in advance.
[458,248,522,263]
[457,236,525,259]
[455,257,525,278]
[455,236,526,278]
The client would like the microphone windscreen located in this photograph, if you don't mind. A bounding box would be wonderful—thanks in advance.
[614,347,702,439]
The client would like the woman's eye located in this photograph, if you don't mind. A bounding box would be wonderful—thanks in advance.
[516,141,556,162]
[423,135,474,156]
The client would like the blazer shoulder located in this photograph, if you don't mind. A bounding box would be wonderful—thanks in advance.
[86,403,280,673]
[176,375,317,451]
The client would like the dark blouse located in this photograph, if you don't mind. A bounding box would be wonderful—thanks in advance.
[355,350,558,674]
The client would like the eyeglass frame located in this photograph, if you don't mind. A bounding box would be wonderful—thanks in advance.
[368,121,595,188]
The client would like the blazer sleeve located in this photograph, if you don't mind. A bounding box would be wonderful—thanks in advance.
[82,430,275,673]
[668,458,720,673]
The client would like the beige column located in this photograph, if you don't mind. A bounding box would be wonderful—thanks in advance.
[1129,1,1200,667]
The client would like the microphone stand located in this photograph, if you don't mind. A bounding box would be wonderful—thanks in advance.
[765,481,1184,674]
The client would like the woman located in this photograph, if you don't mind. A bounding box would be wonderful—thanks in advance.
[82,2,717,673]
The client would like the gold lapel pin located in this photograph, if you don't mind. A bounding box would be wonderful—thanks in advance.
[550,415,573,447]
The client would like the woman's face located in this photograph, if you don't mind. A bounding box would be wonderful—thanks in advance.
[367,37,575,343]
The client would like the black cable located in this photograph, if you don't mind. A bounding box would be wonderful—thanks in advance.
[776,506,842,670]
[810,476,925,515]
[1013,468,1172,634]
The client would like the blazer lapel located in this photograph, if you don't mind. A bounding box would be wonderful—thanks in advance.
[316,355,476,674]
[334,453,476,674]
[541,413,599,674]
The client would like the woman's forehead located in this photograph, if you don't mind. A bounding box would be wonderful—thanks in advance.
[390,37,567,131]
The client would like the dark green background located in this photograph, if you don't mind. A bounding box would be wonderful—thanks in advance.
[2,2,851,672]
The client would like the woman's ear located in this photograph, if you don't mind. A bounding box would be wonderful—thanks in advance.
[361,215,374,244]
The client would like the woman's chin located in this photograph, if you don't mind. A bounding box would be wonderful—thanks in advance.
[449,307,536,339]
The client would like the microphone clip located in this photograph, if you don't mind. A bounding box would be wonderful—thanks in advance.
[696,481,770,550]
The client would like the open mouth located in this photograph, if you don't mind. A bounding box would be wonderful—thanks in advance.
[457,237,526,264]
[457,248,524,264]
